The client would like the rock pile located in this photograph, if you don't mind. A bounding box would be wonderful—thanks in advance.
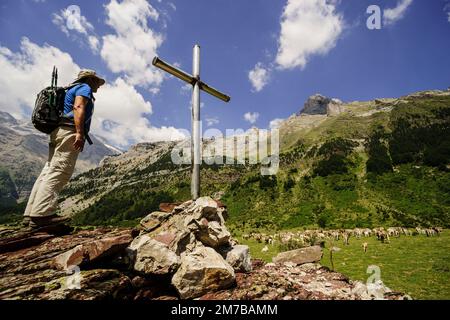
[128,196,251,299]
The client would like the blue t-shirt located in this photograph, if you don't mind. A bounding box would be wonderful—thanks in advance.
[63,83,94,134]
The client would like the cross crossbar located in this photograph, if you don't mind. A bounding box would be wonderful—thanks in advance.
[152,45,230,200]
[152,56,230,102]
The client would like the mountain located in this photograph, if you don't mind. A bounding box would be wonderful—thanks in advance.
[0,111,121,204]
[57,89,450,231]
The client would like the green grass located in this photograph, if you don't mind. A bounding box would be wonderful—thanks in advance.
[236,230,450,300]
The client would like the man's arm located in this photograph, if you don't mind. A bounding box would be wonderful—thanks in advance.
[73,95,89,151]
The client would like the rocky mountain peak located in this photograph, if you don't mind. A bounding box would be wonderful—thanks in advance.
[299,94,344,117]
[0,110,19,125]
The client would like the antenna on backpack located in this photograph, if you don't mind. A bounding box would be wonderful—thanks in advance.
[55,67,58,87]
[51,66,56,89]
[50,66,57,107]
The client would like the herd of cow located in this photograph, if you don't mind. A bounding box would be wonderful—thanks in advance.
[242,226,444,249]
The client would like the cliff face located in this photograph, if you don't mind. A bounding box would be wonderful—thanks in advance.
[298,94,344,116]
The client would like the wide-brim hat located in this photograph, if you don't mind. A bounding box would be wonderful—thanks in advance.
[72,69,106,86]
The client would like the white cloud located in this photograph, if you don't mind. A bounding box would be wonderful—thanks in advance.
[275,0,344,70]
[52,6,94,35]
[88,36,100,53]
[445,3,450,22]
[52,6,100,54]
[181,83,192,95]
[149,87,160,95]
[100,0,164,88]
[168,2,177,11]
[383,0,413,26]
[269,118,284,129]
[248,62,270,92]
[244,112,260,124]
[0,38,185,148]
[93,78,185,147]
[0,37,80,119]
[205,117,219,127]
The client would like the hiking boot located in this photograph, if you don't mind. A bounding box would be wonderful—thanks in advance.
[29,214,71,229]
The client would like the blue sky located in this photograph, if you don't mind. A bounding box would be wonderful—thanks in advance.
[0,0,449,149]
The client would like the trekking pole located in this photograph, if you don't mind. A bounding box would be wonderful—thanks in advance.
[54,67,58,108]
[51,66,56,88]
[49,66,56,107]
[50,66,57,107]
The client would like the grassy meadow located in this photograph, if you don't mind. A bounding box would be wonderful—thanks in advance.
[236,230,450,300]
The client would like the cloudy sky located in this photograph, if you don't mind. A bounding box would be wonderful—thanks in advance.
[0,0,449,149]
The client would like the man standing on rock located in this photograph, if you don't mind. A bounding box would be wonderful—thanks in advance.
[23,70,105,228]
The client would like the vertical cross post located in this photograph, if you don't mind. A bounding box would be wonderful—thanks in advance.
[191,45,201,200]
[152,45,230,200]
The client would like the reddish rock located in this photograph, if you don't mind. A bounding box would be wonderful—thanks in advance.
[153,232,176,246]
[159,202,182,213]
[140,211,172,232]
[272,245,323,265]
[52,231,133,270]
[0,228,138,300]
[0,232,54,254]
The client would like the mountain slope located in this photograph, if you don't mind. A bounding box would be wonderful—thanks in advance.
[54,90,450,229]
[0,111,120,203]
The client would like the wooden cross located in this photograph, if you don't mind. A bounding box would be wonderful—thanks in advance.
[153,44,230,200]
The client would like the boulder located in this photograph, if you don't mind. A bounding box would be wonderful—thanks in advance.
[140,211,172,232]
[187,200,226,226]
[272,245,323,266]
[190,196,219,218]
[159,202,182,213]
[172,200,194,213]
[127,234,179,275]
[367,280,392,300]
[170,230,199,255]
[194,220,231,248]
[171,246,235,299]
[52,231,133,270]
[193,196,218,210]
[152,231,177,247]
[351,280,393,300]
[351,281,369,298]
[224,245,252,273]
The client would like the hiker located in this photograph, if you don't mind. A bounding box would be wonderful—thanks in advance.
[23,70,105,228]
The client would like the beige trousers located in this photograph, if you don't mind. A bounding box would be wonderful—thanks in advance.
[24,126,80,217]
